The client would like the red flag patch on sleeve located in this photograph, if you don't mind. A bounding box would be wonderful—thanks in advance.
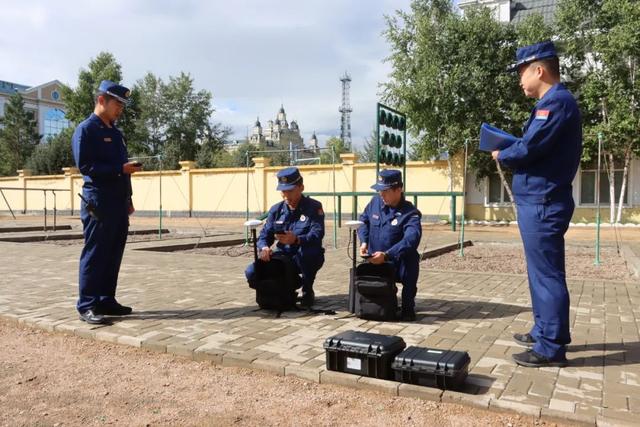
[535,109,550,121]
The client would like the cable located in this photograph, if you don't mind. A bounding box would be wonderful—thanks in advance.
[347,229,354,261]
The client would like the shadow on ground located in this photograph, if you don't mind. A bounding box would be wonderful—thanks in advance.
[116,295,529,325]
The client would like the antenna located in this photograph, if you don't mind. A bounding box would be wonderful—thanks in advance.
[339,71,353,151]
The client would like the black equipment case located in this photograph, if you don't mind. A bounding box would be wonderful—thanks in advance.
[323,330,406,380]
[353,262,398,321]
[249,253,300,311]
[391,346,470,390]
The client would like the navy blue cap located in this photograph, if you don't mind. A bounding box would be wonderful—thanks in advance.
[371,169,403,191]
[276,167,302,191]
[508,40,558,72]
[97,80,131,105]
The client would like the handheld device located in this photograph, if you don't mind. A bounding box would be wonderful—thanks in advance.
[273,223,286,234]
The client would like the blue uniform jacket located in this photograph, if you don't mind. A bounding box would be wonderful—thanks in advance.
[257,195,325,257]
[358,195,422,262]
[498,83,582,204]
[71,113,132,202]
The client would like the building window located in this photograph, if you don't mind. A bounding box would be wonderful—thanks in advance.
[579,168,628,205]
[43,108,69,139]
[486,173,513,205]
[51,90,60,101]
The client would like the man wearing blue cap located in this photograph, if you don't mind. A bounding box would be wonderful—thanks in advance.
[492,41,582,367]
[71,80,142,324]
[357,169,422,321]
[245,167,325,307]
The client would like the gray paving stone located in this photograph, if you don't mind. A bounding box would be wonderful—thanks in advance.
[1,232,640,425]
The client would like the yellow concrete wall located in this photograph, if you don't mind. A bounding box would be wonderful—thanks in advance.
[464,204,640,223]
[3,153,634,222]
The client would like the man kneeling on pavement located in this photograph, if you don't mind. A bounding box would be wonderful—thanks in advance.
[245,167,325,307]
[358,169,422,321]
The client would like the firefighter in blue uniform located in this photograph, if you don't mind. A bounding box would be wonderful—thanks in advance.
[245,167,325,307]
[491,41,582,367]
[358,170,422,321]
[71,80,142,325]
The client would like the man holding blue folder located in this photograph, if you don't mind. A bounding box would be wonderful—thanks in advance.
[485,41,582,368]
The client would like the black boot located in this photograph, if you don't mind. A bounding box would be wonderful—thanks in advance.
[300,291,315,307]
[513,332,537,347]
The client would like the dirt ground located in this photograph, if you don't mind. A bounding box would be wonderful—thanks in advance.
[186,241,633,281]
[424,243,633,281]
[0,320,572,427]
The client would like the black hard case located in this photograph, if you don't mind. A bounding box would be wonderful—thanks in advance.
[324,330,406,380]
[392,346,470,390]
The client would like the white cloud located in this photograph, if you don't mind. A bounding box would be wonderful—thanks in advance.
[0,0,412,148]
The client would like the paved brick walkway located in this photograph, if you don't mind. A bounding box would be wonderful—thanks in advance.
[1,225,639,426]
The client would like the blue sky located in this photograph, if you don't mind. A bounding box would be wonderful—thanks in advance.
[0,0,414,149]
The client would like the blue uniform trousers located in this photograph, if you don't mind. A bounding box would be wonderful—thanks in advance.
[392,255,419,310]
[77,196,129,313]
[517,199,574,360]
[245,251,324,294]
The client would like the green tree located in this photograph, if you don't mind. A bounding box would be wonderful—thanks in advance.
[357,129,379,163]
[384,0,525,195]
[196,123,233,168]
[131,72,219,169]
[320,137,348,164]
[557,0,640,222]
[0,93,41,176]
[162,72,214,169]
[215,141,256,168]
[26,127,74,175]
[131,72,164,161]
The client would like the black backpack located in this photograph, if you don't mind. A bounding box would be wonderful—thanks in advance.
[249,253,301,312]
[354,262,398,321]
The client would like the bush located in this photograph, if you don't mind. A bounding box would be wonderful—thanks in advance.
[26,127,75,175]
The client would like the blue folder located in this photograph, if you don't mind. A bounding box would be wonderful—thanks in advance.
[479,123,518,152]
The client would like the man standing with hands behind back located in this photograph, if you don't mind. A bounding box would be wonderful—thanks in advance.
[492,41,582,367]
[72,80,142,325]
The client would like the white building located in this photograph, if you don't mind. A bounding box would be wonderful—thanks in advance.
[0,79,69,141]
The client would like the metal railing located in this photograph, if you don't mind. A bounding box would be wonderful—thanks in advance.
[0,187,71,231]
[304,191,465,231]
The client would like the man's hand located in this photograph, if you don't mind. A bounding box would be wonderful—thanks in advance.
[359,243,368,257]
[369,251,386,264]
[128,201,135,216]
[275,230,298,245]
[491,150,500,160]
[123,161,143,175]
[259,246,272,262]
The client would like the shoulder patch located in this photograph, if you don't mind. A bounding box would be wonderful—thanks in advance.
[535,110,550,121]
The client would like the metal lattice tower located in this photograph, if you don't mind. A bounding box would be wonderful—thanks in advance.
[339,71,352,150]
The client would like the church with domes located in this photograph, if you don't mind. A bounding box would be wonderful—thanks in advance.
[249,105,318,151]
